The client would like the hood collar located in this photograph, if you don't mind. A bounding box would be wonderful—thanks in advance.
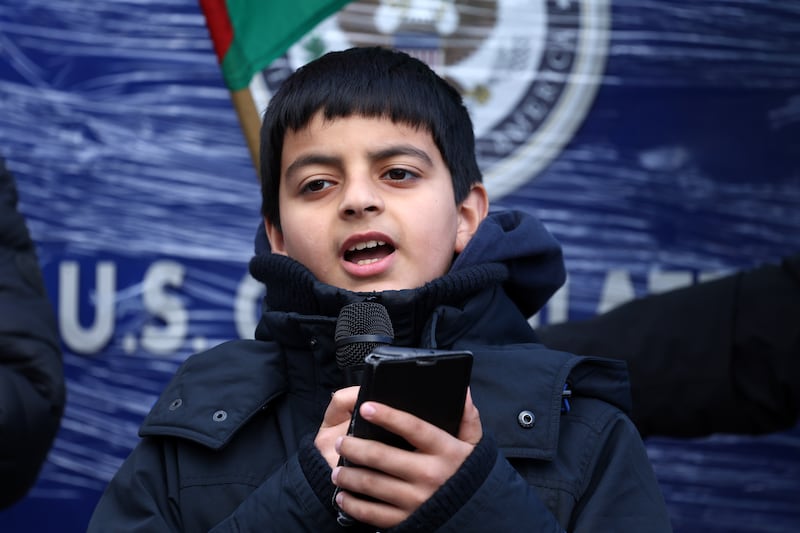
[249,251,507,347]
[251,209,565,334]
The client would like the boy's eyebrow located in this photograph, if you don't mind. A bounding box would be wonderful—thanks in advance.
[284,144,434,181]
[368,145,434,166]
[284,153,343,182]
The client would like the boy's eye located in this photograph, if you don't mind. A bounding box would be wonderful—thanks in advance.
[302,179,332,193]
[384,168,418,181]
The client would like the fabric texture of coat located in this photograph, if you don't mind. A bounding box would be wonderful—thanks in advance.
[538,253,800,438]
[0,158,65,509]
[88,209,671,532]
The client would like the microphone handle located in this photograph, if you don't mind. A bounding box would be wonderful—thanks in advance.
[342,365,365,387]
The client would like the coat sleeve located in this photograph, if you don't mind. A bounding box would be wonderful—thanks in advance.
[383,406,669,533]
[87,439,184,532]
[536,255,800,438]
[432,419,670,533]
[386,434,565,533]
[0,158,65,509]
[209,437,344,533]
[87,437,345,532]
[427,452,566,533]
[569,412,672,532]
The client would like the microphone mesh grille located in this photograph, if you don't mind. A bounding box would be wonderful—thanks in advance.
[335,302,394,368]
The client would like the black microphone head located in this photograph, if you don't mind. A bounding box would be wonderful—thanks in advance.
[335,302,394,369]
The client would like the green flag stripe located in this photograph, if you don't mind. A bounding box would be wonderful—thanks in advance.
[220,0,353,91]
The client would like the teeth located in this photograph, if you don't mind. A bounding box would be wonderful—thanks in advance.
[356,258,380,266]
[348,240,385,252]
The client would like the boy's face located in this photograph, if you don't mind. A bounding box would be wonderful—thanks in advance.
[265,112,487,293]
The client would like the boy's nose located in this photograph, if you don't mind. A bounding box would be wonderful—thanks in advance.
[339,179,384,217]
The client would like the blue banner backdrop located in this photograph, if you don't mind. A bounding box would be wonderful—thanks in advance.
[0,1,798,532]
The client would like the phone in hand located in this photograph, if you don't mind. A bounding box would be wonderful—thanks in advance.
[334,345,473,526]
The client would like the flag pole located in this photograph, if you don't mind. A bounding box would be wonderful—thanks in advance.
[230,87,262,177]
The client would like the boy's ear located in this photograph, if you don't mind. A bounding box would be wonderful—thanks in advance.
[455,183,489,253]
[263,216,288,256]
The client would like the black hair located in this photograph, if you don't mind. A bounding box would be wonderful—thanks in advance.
[259,46,482,230]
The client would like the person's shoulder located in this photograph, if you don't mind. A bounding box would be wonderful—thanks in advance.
[138,338,288,449]
[470,344,630,452]
[174,338,284,380]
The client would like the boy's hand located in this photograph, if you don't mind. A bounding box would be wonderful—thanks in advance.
[331,388,482,529]
[315,386,359,468]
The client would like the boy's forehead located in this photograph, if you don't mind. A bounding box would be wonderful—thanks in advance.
[291,111,431,135]
[282,112,438,156]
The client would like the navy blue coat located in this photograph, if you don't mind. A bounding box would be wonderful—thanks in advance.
[0,158,65,508]
[88,210,671,532]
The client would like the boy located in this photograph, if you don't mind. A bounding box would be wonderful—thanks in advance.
[89,47,671,532]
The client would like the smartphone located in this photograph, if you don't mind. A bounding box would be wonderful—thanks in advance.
[334,345,473,526]
[347,345,473,449]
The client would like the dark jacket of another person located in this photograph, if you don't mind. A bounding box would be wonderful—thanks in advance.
[0,158,65,508]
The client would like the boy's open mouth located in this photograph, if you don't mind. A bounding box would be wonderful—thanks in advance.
[344,240,395,266]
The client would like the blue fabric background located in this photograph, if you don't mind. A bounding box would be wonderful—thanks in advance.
[0,1,798,531]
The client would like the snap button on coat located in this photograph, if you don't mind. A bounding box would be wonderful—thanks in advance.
[168,399,182,411]
[212,410,227,422]
[518,410,535,428]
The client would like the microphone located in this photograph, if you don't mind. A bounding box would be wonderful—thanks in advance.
[333,301,394,526]
[335,301,394,386]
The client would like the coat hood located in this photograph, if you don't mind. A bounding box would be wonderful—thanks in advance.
[451,209,565,317]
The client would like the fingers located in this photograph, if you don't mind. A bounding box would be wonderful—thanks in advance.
[331,394,483,528]
[358,389,482,452]
[336,433,420,482]
[333,464,421,509]
[315,386,359,468]
[356,401,456,454]
[332,450,426,529]
[335,402,475,484]
[332,431,463,527]
[333,486,408,530]
[320,386,359,428]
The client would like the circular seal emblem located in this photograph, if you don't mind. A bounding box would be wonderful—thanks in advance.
[250,0,610,199]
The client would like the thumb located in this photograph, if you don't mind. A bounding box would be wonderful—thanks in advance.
[458,387,482,445]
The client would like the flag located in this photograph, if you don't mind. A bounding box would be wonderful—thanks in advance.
[199,0,353,171]
[199,0,353,91]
